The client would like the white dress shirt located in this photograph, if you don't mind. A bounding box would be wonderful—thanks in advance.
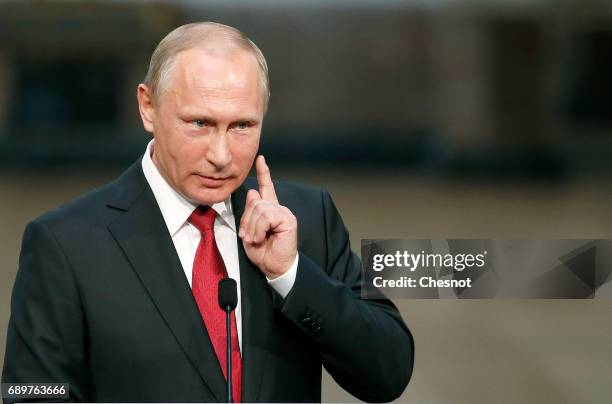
[141,140,297,352]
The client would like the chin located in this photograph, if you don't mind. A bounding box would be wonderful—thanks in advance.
[186,185,235,206]
[191,192,228,206]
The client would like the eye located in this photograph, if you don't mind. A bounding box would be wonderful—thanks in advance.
[234,121,251,130]
[193,119,207,128]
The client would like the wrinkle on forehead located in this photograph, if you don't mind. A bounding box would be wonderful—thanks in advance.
[160,47,263,115]
[172,48,259,96]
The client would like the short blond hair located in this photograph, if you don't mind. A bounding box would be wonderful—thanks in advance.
[143,22,270,112]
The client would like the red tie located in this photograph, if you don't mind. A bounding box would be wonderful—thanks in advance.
[189,206,242,403]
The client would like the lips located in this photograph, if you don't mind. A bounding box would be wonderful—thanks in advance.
[195,174,230,188]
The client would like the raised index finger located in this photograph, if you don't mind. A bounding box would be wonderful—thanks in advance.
[256,155,278,203]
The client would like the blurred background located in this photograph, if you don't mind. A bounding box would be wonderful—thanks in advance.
[1,0,612,402]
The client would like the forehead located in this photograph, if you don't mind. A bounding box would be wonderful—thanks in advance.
[163,47,263,116]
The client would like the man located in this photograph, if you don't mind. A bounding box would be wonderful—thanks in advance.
[3,22,414,403]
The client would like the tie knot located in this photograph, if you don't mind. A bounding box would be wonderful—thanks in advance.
[188,206,217,233]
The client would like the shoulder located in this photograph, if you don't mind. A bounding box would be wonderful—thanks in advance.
[36,181,114,224]
[31,161,144,234]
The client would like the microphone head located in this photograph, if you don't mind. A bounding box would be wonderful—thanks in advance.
[218,278,238,311]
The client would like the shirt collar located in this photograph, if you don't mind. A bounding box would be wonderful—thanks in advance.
[141,139,236,236]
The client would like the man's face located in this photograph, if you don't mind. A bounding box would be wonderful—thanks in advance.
[139,47,264,206]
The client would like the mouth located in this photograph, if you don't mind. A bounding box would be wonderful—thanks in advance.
[194,174,230,188]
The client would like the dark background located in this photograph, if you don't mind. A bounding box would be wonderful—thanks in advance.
[1,1,611,402]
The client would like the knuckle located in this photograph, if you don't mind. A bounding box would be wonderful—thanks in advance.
[253,201,264,214]
[256,218,268,231]
[261,210,274,222]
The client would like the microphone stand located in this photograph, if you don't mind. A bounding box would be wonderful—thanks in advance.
[218,278,237,403]
[225,303,232,403]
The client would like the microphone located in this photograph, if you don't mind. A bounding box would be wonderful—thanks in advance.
[218,278,238,403]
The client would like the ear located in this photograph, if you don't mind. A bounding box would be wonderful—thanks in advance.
[136,83,155,134]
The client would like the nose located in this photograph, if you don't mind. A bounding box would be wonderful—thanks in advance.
[206,132,232,169]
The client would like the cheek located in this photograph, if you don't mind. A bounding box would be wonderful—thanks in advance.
[168,123,201,156]
[230,135,259,164]
[157,129,202,177]
[156,120,181,154]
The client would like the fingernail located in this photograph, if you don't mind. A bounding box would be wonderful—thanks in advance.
[244,234,251,243]
[238,228,244,238]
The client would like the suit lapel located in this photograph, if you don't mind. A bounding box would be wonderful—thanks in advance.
[106,161,226,402]
[232,184,274,403]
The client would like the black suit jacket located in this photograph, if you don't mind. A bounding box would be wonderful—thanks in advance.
[2,159,414,402]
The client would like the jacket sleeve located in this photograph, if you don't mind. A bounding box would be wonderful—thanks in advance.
[2,220,90,403]
[274,189,415,402]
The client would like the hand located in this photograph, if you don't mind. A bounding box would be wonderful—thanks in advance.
[238,155,298,279]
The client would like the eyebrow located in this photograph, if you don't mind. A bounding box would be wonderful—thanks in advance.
[180,111,260,125]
